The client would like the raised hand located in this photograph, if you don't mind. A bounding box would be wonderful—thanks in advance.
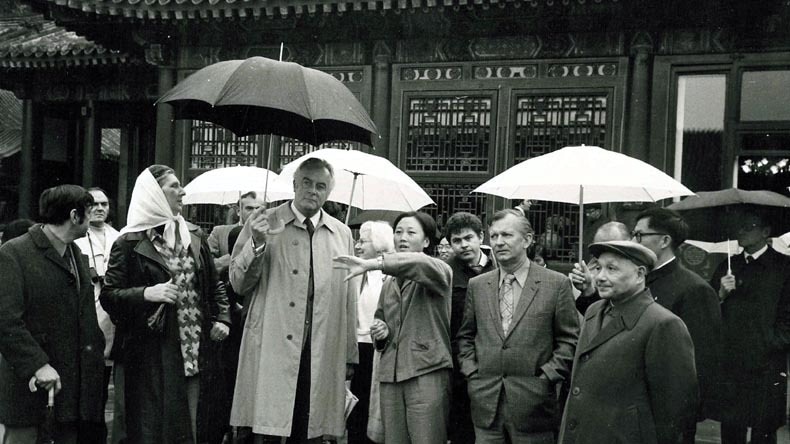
[247,207,285,246]
[333,255,374,282]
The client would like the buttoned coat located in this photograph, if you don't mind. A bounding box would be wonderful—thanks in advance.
[709,247,790,430]
[456,264,579,433]
[0,224,105,427]
[647,259,722,420]
[374,252,453,383]
[228,203,358,438]
[558,289,698,444]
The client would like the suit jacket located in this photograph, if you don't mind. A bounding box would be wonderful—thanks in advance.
[709,247,790,429]
[0,224,105,426]
[374,252,453,383]
[648,259,722,420]
[559,289,698,444]
[207,223,237,257]
[456,264,579,433]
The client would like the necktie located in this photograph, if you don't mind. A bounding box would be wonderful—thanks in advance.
[745,255,754,264]
[303,217,315,350]
[304,218,315,238]
[500,274,516,334]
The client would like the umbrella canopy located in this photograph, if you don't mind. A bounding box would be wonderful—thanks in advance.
[157,57,378,146]
[474,145,694,203]
[277,149,434,223]
[667,188,790,242]
[347,209,402,229]
[474,145,694,260]
[183,166,293,205]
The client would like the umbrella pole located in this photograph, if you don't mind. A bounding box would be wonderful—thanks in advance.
[578,185,584,263]
[727,238,732,275]
[345,172,360,225]
[263,135,273,206]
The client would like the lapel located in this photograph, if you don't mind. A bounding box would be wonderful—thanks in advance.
[506,264,540,339]
[580,288,654,354]
[646,258,675,286]
[484,272,506,340]
[133,233,169,271]
[29,224,73,276]
[189,231,201,269]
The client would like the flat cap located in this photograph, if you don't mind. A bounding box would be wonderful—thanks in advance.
[589,240,657,271]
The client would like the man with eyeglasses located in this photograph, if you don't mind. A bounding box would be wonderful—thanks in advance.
[631,207,722,444]
[710,207,790,444]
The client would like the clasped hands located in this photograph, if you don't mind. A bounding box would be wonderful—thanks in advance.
[143,279,229,341]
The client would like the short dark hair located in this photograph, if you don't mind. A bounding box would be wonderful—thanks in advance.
[147,164,176,186]
[39,185,93,225]
[2,218,34,241]
[393,211,438,253]
[239,191,258,201]
[87,187,109,197]
[490,209,534,237]
[444,212,483,242]
[636,207,689,250]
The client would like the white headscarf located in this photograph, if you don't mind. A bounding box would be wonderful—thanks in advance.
[121,168,191,250]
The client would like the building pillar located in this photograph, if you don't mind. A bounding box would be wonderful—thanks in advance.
[625,32,653,162]
[155,65,175,167]
[371,42,392,159]
[81,100,96,187]
[19,99,34,218]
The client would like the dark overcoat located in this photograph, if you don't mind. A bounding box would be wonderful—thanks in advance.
[647,259,722,420]
[101,224,230,444]
[0,224,106,426]
[457,265,580,433]
[559,289,698,444]
[709,247,790,430]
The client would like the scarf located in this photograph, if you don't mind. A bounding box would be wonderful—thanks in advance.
[122,169,191,251]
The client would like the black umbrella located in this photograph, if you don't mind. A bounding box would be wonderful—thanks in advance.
[157,57,378,147]
[36,387,55,444]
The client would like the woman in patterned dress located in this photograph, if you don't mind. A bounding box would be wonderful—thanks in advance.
[101,165,231,444]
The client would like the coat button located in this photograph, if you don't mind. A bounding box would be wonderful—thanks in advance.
[502,344,509,350]
[85,345,93,352]
[292,270,298,275]
[581,354,589,362]
[572,387,580,396]
[286,334,293,340]
[292,240,299,246]
[289,302,295,307]
[568,419,578,430]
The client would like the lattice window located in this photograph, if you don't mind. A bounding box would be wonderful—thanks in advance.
[190,120,261,169]
[514,94,607,162]
[419,182,488,235]
[513,93,608,264]
[405,96,492,173]
[278,139,358,171]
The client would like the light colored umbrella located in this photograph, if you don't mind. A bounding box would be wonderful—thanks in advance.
[474,145,694,260]
[277,148,434,224]
[685,236,790,256]
[183,166,293,205]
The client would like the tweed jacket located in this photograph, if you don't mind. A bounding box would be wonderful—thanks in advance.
[456,263,579,433]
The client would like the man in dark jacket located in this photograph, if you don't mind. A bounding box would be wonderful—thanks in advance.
[0,185,106,444]
[632,207,722,443]
[444,211,495,444]
[711,207,790,444]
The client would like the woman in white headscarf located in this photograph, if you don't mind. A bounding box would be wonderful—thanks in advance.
[100,165,231,444]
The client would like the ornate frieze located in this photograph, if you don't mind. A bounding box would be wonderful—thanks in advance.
[400,66,463,81]
[472,65,538,79]
[546,62,618,77]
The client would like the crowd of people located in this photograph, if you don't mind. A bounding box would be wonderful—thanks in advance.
[0,158,789,444]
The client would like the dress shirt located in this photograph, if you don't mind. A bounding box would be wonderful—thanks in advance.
[357,269,384,343]
[744,244,768,262]
[290,201,322,228]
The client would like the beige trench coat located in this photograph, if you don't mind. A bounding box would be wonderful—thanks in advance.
[228,203,358,438]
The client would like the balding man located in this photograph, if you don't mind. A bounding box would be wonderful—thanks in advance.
[559,241,698,444]
[570,221,630,315]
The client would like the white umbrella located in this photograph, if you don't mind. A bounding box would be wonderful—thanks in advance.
[474,145,695,260]
[277,148,434,224]
[685,236,790,257]
[183,166,294,205]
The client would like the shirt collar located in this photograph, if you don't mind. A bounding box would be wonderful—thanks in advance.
[499,258,530,288]
[477,250,488,268]
[290,201,322,228]
[42,224,69,257]
[653,256,675,271]
[745,244,769,261]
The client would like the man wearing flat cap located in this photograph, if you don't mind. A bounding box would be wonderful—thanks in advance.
[559,240,698,444]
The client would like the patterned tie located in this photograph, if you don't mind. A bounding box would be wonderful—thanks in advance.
[500,273,516,334]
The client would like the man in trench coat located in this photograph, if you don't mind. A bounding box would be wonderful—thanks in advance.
[559,241,698,444]
[229,157,358,443]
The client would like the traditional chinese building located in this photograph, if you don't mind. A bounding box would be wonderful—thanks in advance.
[1,0,789,272]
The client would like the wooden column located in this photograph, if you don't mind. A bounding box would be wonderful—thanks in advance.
[19,99,34,218]
[372,51,392,158]
[155,66,175,167]
[625,33,653,162]
[81,100,97,187]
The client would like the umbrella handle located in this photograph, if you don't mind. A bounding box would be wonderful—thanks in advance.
[47,387,55,407]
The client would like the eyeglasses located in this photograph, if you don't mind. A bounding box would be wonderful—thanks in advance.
[436,245,452,251]
[630,231,666,243]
